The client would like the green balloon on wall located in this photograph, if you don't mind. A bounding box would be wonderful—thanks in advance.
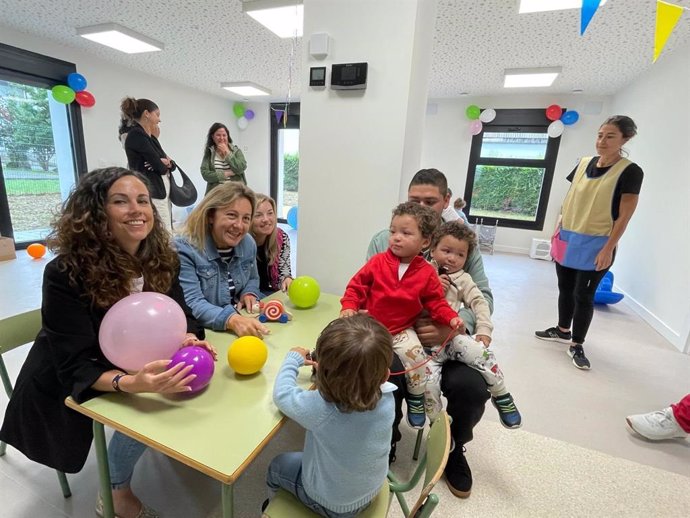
[466,104,481,120]
[52,85,75,104]
[233,102,246,118]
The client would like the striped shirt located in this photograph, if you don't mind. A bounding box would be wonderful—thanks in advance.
[217,248,237,301]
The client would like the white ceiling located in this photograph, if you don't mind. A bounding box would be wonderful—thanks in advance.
[0,0,688,100]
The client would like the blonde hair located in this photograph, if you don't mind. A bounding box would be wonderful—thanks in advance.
[316,315,393,413]
[181,182,256,250]
[251,194,279,265]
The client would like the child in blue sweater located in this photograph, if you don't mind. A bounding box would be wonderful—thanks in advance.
[266,315,396,517]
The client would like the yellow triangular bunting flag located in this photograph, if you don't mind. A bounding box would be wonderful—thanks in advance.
[654,1,684,62]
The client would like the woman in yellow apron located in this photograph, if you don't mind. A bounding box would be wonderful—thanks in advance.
[536,116,643,370]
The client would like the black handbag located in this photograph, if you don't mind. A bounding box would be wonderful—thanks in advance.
[168,164,198,207]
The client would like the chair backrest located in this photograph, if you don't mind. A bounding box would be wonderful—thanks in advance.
[0,309,42,354]
[408,410,451,517]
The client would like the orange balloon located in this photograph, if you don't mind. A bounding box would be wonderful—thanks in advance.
[27,243,46,259]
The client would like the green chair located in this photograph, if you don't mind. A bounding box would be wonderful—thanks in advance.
[262,410,451,518]
[388,410,451,518]
[0,309,72,498]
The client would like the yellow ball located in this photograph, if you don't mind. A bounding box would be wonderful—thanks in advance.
[227,336,268,375]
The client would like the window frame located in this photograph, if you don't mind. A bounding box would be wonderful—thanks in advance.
[269,102,300,223]
[463,108,561,231]
[0,42,87,246]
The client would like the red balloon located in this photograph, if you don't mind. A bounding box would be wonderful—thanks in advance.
[75,90,96,108]
[545,104,562,121]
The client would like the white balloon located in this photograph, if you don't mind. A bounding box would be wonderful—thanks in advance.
[237,116,249,130]
[479,108,496,123]
[548,120,565,138]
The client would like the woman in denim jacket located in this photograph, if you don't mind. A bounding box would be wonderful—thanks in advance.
[175,183,269,337]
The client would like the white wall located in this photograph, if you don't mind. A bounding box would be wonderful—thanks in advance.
[422,94,612,254]
[609,38,690,353]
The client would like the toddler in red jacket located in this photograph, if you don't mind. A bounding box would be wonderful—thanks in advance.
[341,202,461,428]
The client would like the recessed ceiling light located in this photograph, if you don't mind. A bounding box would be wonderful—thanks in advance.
[77,23,163,54]
[242,0,303,38]
[504,67,562,88]
[518,0,607,14]
[221,82,272,97]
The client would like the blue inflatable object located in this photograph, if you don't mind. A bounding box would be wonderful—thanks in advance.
[594,271,624,305]
[66,72,87,92]
[287,206,298,230]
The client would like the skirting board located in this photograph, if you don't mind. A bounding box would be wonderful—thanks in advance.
[616,285,686,353]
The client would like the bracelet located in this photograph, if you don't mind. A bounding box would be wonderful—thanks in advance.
[112,373,128,392]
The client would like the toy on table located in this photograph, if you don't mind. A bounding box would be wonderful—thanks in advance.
[169,346,215,393]
[594,271,624,305]
[227,336,268,375]
[257,300,293,323]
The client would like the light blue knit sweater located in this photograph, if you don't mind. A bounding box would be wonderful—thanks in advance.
[273,351,396,513]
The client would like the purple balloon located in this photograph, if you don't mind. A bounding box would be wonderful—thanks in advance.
[244,109,255,120]
[170,346,215,393]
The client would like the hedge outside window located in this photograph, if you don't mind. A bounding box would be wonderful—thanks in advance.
[463,108,561,231]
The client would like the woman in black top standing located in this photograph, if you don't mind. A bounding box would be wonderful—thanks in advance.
[119,97,174,231]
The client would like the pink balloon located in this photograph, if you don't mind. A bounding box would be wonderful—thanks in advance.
[469,120,483,136]
[99,292,187,372]
[170,346,215,393]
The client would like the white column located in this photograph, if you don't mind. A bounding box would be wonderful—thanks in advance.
[297,0,437,294]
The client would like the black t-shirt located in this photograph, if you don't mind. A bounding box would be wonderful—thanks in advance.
[256,245,274,294]
[566,157,643,220]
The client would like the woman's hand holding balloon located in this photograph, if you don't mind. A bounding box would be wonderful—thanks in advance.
[181,334,217,360]
[125,360,196,393]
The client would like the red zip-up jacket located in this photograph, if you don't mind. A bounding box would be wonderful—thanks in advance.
[341,249,458,335]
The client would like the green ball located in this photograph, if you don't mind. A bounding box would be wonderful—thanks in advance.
[52,85,75,104]
[288,276,321,309]
[466,104,481,120]
[233,102,246,118]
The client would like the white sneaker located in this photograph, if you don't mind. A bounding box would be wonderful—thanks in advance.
[626,407,688,441]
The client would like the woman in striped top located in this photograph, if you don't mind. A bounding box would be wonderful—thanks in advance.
[250,194,293,295]
[200,122,248,194]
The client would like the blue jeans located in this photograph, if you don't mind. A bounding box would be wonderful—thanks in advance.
[266,452,365,518]
[108,431,147,489]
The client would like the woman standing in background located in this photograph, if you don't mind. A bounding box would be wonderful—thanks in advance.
[200,122,247,194]
[119,97,175,231]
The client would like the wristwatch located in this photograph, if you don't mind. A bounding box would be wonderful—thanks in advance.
[112,373,128,392]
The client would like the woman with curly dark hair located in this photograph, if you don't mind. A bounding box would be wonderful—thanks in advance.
[0,167,214,518]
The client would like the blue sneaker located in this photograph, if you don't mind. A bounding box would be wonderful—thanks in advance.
[491,393,522,429]
[405,395,426,429]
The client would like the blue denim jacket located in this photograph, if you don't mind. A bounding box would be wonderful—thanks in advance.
[175,234,261,331]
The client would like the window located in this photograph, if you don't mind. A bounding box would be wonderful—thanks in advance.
[463,109,561,230]
[270,102,300,221]
[0,43,87,247]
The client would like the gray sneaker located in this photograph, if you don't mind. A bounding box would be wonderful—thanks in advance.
[567,344,591,370]
[535,326,572,344]
[626,408,688,441]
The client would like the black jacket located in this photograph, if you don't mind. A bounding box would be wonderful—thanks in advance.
[123,124,170,199]
[0,258,204,473]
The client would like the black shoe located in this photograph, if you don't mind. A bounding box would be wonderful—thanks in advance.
[535,326,572,343]
[445,445,472,498]
[568,344,591,370]
[491,393,522,429]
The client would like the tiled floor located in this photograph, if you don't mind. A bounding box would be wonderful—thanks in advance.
[1,252,689,517]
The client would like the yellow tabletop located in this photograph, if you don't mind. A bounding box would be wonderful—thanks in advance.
[66,291,341,484]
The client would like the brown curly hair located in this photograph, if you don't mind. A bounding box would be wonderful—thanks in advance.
[48,167,178,308]
[315,315,393,413]
[391,201,441,239]
[430,221,477,256]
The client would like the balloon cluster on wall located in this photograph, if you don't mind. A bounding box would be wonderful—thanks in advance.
[233,102,255,130]
[545,104,580,138]
[51,73,95,108]
[465,105,496,135]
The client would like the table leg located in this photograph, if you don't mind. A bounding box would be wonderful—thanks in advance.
[93,421,115,518]
[221,482,234,518]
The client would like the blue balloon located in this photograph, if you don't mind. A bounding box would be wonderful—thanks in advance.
[67,72,87,92]
[561,110,579,125]
[286,206,298,230]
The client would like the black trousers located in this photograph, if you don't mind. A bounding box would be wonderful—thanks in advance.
[389,354,489,449]
[555,262,610,344]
